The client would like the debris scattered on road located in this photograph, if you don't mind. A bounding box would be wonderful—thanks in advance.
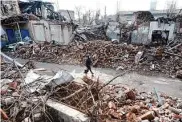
[1,54,182,122]
[11,40,182,78]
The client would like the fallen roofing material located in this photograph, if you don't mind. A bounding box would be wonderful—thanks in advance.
[1,13,40,25]
[0,52,23,67]
[0,58,75,122]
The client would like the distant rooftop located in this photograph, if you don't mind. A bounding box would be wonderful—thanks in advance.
[118,9,181,16]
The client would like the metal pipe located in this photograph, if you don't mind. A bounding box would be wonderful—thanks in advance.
[16,22,23,42]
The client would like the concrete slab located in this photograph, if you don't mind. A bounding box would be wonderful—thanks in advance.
[46,99,90,122]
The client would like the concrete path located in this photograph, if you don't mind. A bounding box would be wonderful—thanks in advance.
[16,58,182,98]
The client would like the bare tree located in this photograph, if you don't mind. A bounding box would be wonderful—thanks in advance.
[82,14,87,26]
[166,0,177,18]
[82,10,95,25]
[75,6,82,23]
[95,10,101,25]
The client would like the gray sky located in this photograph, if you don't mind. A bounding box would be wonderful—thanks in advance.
[31,0,182,15]
[49,0,182,15]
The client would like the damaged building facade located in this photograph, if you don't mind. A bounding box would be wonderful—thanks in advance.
[0,0,73,48]
[106,10,181,45]
[148,18,176,43]
[131,11,181,45]
[58,9,75,22]
[0,0,20,19]
[176,15,182,35]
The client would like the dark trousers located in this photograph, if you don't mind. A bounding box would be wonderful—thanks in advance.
[85,65,93,74]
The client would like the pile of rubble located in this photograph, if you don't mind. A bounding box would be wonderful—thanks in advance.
[73,24,108,41]
[0,54,73,122]
[12,40,182,78]
[0,58,46,122]
[133,11,154,25]
[51,76,182,122]
[1,54,182,122]
[13,40,139,67]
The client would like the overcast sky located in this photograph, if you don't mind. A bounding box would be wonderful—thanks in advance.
[28,0,182,15]
[49,0,182,14]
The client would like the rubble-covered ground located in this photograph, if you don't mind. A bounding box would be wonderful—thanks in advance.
[51,76,182,122]
[10,40,182,78]
[1,53,182,122]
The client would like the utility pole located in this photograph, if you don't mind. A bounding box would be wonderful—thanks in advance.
[56,0,61,20]
[116,1,119,14]
[104,6,107,23]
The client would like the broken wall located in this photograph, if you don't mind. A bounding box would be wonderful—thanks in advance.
[131,24,149,45]
[0,0,21,19]
[28,20,73,45]
[58,10,75,22]
[28,20,51,42]
[106,22,120,40]
[148,21,175,41]
[176,22,182,34]
[176,16,182,34]
[1,22,31,46]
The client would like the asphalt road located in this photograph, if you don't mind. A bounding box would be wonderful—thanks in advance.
[16,58,182,98]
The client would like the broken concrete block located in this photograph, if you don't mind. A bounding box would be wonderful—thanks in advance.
[177,103,182,109]
[168,107,182,114]
[9,81,18,90]
[108,109,122,119]
[108,101,116,109]
[139,111,155,120]
[125,90,136,100]
[2,97,14,105]
[116,66,125,71]
[126,112,138,122]
[46,99,90,122]
[161,103,169,109]
[0,89,7,95]
[141,120,149,122]
[33,113,42,121]
[154,117,160,122]
[103,94,110,101]
[130,105,140,113]
[159,109,165,114]
[0,108,9,120]
[176,70,182,79]
[12,92,20,97]
[173,114,182,119]
[22,117,31,122]
[135,51,144,64]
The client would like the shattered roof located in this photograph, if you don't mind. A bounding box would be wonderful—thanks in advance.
[134,11,155,22]
[155,17,173,23]
[1,13,40,25]
[19,1,54,14]
[18,1,66,21]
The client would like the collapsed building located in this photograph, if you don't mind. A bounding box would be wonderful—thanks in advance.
[1,1,181,48]
[130,11,182,45]
[1,1,182,122]
[0,0,73,48]
[0,0,20,19]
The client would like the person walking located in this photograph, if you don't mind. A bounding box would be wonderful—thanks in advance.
[84,55,94,75]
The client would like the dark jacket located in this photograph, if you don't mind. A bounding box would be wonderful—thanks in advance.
[86,57,92,67]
